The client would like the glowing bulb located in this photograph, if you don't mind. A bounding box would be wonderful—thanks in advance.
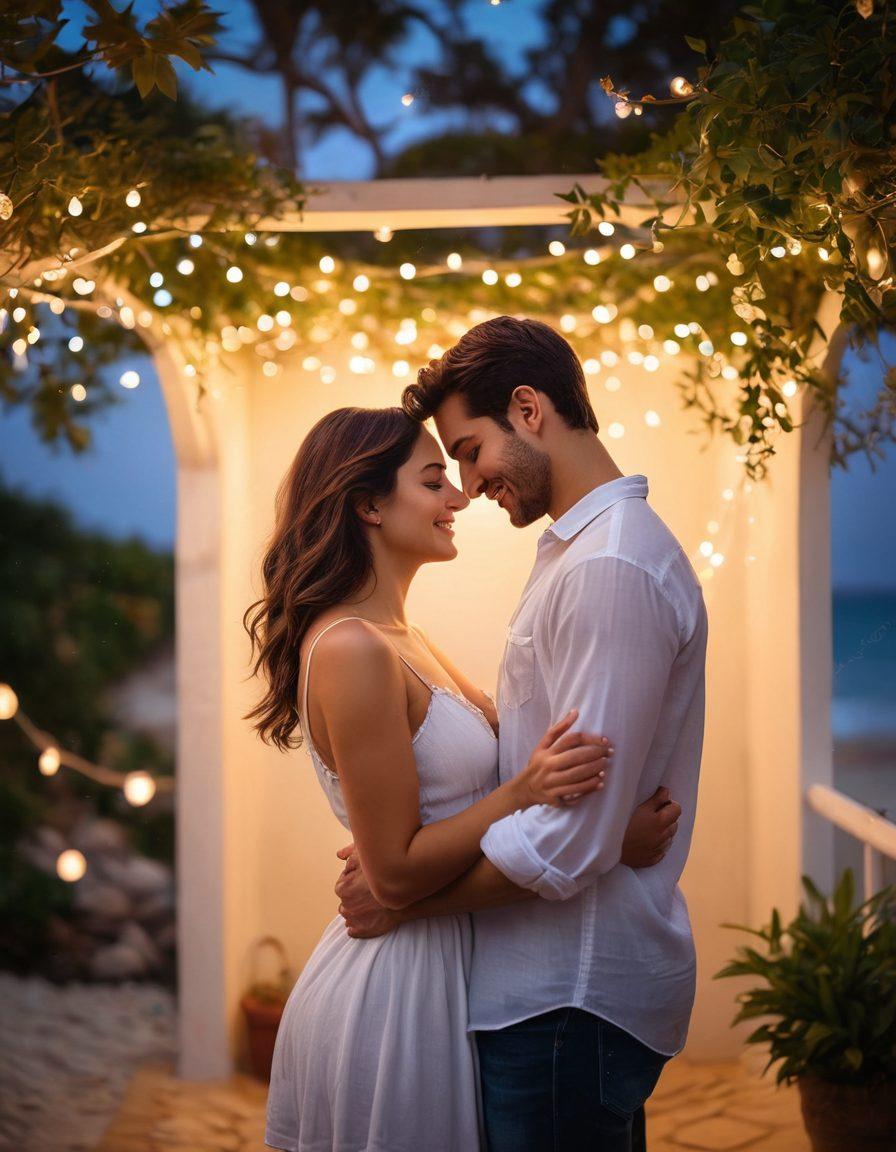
[176,258,194,275]
[71,383,87,402]
[392,360,410,378]
[12,306,26,323]
[319,256,336,274]
[57,849,86,882]
[867,247,885,278]
[149,272,164,288]
[131,221,147,233]
[643,355,660,372]
[722,488,735,502]
[608,422,625,438]
[505,272,521,287]
[674,323,690,338]
[653,275,671,292]
[699,541,714,557]
[349,355,375,374]
[559,314,577,333]
[597,221,615,237]
[600,349,619,366]
[695,275,711,292]
[188,234,203,248]
[72,278,95,295]
[257,314,274,332]
[698,340,714,356]
[275,310,292,327]
[818,247,830,261]
[119,370,140,389]
[302,356,320,372]
[730,331,748,346]
[374,227,393,243]
[274,281,290,297]
[670,76,694,97]
[638,324,654,340]
[710,552,725,568]
[67,196,83,217]
[353,274,370,292]
[153,289,172,307]
[782,379,798,397]
[39,747,61,775]
[604,376,622,392]
[262,361,278,378]
[125,189,141,208]
[592,305,612,324]
[350,332,369,350]
[482,269,499,285]
[401,93,415,107]
[549,240,566,257]
[663,340,680,355]
[226,265,243,283]
[584,249,601,265]
[69,336,84,353]
[399,262,416,280]
[49,298,65,315]
[583,358,600,375]
[0,684,19,719]
[644,410,661,427]
[614,100,632,118]
[446,252,462,271]
[320,366,337,384]
[619,243,636,260]
[244,232,257,246]
[770,245,786,259]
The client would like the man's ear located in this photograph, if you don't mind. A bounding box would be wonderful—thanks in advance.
[509,385,544,434]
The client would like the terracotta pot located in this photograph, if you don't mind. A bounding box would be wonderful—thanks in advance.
[798,1075,896,1152]
[241,992,285,1082]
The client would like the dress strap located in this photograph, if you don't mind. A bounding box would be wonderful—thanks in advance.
[300,617,433,736]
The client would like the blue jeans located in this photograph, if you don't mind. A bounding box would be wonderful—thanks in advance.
[476,1008,669,1152]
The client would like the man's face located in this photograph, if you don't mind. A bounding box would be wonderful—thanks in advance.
[433,392,552,528]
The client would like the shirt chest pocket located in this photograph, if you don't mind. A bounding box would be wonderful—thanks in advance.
[501,630,535,709]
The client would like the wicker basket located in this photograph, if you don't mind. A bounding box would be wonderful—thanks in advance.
[240,935,293,1082]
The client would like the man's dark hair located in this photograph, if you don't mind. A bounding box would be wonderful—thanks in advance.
[401,316,599,434]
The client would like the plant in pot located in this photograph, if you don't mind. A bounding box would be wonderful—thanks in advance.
[241,935,294,1081]
[716,869,896,1152]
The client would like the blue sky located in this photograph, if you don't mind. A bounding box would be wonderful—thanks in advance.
[1,1,893,591]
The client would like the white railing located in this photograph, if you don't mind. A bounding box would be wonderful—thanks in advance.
[807,783,896,899]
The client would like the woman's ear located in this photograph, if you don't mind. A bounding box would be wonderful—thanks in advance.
[355,497,381,527]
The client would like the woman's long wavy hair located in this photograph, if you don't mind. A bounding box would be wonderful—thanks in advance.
[244,407,422,751]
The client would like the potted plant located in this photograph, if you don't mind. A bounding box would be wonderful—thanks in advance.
[240,935,294,1081]
[716,869,896,1152]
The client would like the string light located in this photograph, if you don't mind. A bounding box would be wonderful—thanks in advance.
[353,274,370,292]
[125,189,142,208]
[39,747,61,775]
[597,221,615,237]
[619,243,636,260]
[670,76,694,97]
[188,234,203,248]
[57,850,86,883]
[71,383,87,402]
[0,684,18,720]
[67,196,83,217]
[584,249,601,265]
[446,252,463,271]
[399,262,416,280]
[482,268,499,285]
[653,275,671,292]
[549,240,566,256]
[608,422,625,438]
[119,370,140,389]
[176,258,194,275]
[401,93,415,107]
[770,245,786,259]
[132,221,147,234]
[226,265,243,283]
[504,272,521,287]
[374,227,393,243]
[123,771,156,806]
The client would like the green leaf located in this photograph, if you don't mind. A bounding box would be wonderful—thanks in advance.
[685,36,707,55]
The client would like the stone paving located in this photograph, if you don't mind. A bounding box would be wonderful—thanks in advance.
[94,1052,812,1152]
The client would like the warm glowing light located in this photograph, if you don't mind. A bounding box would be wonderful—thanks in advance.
[559,314,577,333]
[614,100,632,118]
[302,356,321,371]
[374,227,393,243]
[670,76,694,97]
[177,258,194,275]
[392,360,410,378]
[188,233,203,248]
[39,747,61,775]
[663,339,680,355]
[645,410,661,427]
[638,324,654,340]
[653,275,671,292]
[482,269,499,285]
[226,265,243,283]
[643,355,660,372]
[275,310,292,327]
[549,240,566,256]
[600,349,619,366]
[0,684,19,720]
[867,247,885,278]
[698,339,714,356]
[72,278,95,295]
[319,255,336,274]
[67,196,83,217]
[619,243,636,260]
[257,314,274,332]
[604,376,622,392]
[119,370,140,389]
[782,379,798,398]
[505,272,521,287]
[353,274,370,292]
[730,331,748,346]
[583,358,600,375]
[818,247,830,261]
[149,271,164,288]
[597,221,615,237]
[695,275,710,292]
[722,488,735,502]
[57,849,87,882]
[274,281,290,296]
[592,305,612,324]
[401,93,415,107]
[399,262,416,280]
[710,552,725,568]
[153,289,172,307]
[608,422,625,438]
[770,245,786,259]
[349,355,375,374]
[674,323,690,338]
[446,252,462,271]
[71,383,87,402]
[699,540,714,557]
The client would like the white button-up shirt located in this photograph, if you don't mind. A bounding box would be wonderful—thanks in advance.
[470,474,708,1055]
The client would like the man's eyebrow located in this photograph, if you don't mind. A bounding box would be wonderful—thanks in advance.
[420,462,446,473]
[448,435,472,459]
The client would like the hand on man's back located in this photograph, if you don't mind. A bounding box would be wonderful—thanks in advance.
[620,788,681,868]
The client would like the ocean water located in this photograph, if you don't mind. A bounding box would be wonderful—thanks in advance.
[832,589,896,742]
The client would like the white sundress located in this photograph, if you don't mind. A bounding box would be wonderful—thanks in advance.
[265,618,499,1152]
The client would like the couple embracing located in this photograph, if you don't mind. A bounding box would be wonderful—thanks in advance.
[247,316,708,1152]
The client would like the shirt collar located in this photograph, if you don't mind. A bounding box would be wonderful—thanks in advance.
[543,474,649,543]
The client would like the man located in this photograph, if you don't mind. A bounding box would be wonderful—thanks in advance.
[337,316,707,1151]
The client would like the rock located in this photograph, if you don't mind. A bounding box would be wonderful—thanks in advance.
[98,855,172,898]
[118,921,164,971]
[73,881,132,921]
[71,818,130,857]
[89,942,148,980]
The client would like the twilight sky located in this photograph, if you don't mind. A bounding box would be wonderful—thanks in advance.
[1,1,893,591]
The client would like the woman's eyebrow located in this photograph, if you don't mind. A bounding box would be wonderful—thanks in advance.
[420,461,447,473]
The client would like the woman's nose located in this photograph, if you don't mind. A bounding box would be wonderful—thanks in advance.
[447,483,470,510]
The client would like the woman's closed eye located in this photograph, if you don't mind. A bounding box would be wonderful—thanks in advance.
[467,446,479,463]
[424,482,443,491]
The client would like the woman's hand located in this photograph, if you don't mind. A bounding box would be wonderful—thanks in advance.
[515,709,613,809]
[620,787,682,867]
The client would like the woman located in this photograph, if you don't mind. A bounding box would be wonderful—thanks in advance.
[246,407,634,1151]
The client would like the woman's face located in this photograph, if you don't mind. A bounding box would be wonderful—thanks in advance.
[375,428,469,563]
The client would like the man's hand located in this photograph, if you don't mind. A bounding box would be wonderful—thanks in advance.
[334,843,402,939]
[620,787,681,868]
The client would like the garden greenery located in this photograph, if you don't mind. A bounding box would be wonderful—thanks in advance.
[0,0,893,475]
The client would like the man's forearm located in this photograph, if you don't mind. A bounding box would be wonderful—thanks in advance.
[398,854,536,922]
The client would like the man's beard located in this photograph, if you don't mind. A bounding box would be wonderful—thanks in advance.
[498,435,552,527]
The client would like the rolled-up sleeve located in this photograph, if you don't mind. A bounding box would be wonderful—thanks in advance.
[481,556,680,899]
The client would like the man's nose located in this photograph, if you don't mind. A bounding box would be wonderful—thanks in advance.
[459,462,485,500]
